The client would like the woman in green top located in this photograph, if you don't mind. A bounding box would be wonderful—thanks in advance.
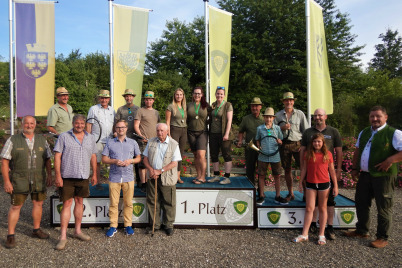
[166,88,187,184]
[207,86,234,185]
[187,86,211,184]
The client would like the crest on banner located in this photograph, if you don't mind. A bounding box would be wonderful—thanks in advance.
[24,43,48,79]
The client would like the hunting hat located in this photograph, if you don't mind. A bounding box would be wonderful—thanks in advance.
[143,91,155,99]
[56,87,69,96]
[98,90,111,98]
[262,107,276,116]
[122,88,136,97]
[281,92,297,101]
[249,97,263,105]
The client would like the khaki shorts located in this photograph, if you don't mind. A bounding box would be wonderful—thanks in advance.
[59,178,90,202]
[257,161,282,176]
[11,192,47,206]
[96,143,106,163]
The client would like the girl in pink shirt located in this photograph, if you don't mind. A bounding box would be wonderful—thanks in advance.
[293,133,338,245]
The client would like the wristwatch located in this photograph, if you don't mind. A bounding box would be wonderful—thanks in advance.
[161,168,165,173]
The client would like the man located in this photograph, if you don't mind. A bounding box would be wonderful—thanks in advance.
[54,114,97,250]
[1,116,52,249]
[300,108,343,240]
[115,88,140,139]
[134,91,161,191]
[344,106,402,248]
[47,87,73,135]
[86,89,115,186]
[275,92,308,202]
[143,123,181,236]
[102,120,141,237]
[236,97,264,185]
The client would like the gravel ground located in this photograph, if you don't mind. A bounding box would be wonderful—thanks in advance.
[0,183,401,268]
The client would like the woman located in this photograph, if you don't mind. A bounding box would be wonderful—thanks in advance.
[207,86,234,184]
[166,88,187,184]
[187,86,210,184]
[293,133,338,245]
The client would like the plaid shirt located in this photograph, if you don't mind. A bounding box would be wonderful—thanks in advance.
[54,129,97,179]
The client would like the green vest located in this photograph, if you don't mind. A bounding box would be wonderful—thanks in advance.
[10,134,48,194]
[358,125,397,177]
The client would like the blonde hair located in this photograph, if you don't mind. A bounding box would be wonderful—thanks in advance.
[306,133,330,163]
[171,88,187,116]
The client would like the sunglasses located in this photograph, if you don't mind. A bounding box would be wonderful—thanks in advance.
[144,94,154,97]
[217,86,225,89]
[128,107,132,114]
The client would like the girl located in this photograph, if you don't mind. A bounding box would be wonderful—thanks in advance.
[166,88,187,184]
[293,133,338,245]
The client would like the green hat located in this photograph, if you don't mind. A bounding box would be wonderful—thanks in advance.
[250,97,263,105]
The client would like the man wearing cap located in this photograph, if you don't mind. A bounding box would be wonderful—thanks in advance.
[86,90,115,185]
[1,116,53,248]
[274,92,308,202]
[300,108,342,239]
[236,97,264,185]
[134,91,161,191]
[46,87,73,135]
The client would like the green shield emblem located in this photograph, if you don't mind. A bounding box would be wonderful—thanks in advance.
[211,50,229,77]
[57,204,63,214]
[233,201,248,215]
[133,203,145,217]
[340,211,355,224]
[267,211,281,224]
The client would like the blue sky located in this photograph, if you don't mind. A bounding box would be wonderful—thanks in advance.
[0,0,401,69]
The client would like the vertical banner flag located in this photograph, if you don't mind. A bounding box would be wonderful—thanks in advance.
[209,6,232,103]
[113,4,149,108]
[308,0,333,114]
[15,1,55,116]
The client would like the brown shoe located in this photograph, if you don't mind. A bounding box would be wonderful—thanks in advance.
[343,230,369,238]
[5,235,16,249]
[370,239,388,248]
[32,229,50,239]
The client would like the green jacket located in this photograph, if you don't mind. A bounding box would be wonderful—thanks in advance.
[358,125,398,177]
[10,134,48,193]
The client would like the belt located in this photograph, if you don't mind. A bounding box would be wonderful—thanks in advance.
[283,140,299,144]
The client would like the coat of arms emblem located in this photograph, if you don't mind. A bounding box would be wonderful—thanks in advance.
[24,43,48,79]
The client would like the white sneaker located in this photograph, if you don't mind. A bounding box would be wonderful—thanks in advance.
[208,176,221,182]
[219,177,231,184]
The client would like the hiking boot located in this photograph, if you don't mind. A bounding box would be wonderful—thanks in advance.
[274,196,289,205]
[32,229,50,239]
[165,228,174,236]
[5,235,16,249]
[219,177,231,184]
[125,226,134,236]
[343,230,369,238]
[309,222,318,234]
[256,196,265,205]
[325,228,336,240]
[208,176,221,183]
[370,239,388,248]
[106,227,117,238]
[285,193,295,202]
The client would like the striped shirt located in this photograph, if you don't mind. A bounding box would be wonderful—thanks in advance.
[54,129,97,179]
[102,137,141,183]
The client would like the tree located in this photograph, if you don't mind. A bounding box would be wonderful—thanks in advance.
[369,28,402,78]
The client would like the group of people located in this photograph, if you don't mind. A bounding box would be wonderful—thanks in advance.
[1,86,401,250]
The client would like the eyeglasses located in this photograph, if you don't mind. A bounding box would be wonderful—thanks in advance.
[217,86,225,89]
[193,93,202,95]
[128,107,132,114]
[115,127,127,129]
[144,94,154,97]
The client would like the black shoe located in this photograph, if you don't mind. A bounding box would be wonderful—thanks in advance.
[140,183,147,193]
[274,196,289,205]
[256,196,265,205]
[165,228,174,236]
[285,193,295,202]
[309,222,318,234]
[325,228,336,240]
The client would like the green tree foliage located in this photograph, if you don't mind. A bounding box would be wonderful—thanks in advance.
[369,28,402,78]
[0,60,10,106]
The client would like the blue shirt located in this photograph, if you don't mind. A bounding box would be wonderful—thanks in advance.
[255,124,283,163]
[102,137,141,183]
[54,129,97,179]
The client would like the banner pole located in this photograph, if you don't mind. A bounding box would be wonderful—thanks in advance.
[204,0,210,177]
[306,0,311,127]
[109,0,114,108]
[9,0,14,135]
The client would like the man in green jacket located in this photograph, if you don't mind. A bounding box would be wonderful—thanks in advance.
[1,116,53,249]
[345,106,402,248]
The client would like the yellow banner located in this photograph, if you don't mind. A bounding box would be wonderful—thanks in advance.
[209,6,232,103]
[113,4,149,109]
[309,0,333,114]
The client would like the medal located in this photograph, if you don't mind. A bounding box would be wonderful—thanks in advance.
[195,115,199,119]
[194,103,200,120]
